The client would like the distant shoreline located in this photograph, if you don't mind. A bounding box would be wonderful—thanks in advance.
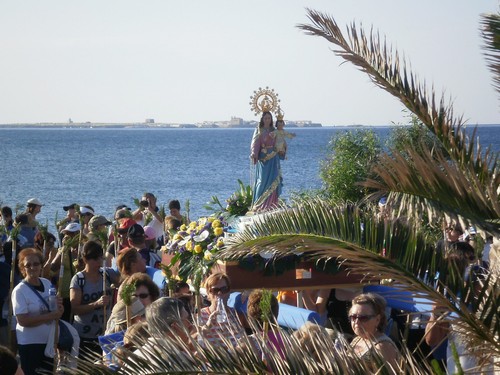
[0,123,497,129]
[0,122,323,129]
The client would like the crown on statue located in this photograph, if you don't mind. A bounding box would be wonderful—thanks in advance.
[249,86,281,116]
[276,106,284,121]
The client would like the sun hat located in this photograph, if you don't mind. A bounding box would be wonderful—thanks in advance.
[63,203,77,211]
[27,198,44,206]
[62,222,81,233]
[144,226,156,241]
[89,215,112,230]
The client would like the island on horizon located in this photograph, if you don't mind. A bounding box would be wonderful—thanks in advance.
[0,116,323,129]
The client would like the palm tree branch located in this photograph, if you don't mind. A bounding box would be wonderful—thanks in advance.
[297,9,499,187]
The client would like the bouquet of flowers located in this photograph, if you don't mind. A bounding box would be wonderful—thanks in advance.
[164,216,226,290]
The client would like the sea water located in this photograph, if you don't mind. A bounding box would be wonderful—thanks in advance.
[0,125,498,232]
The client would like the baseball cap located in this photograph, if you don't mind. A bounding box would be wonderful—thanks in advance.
[118,218,137,234]
[128,224,145,240]
[63,203,77,211]
[27,198,44,206]
[89,215,112,230]
[62,222,81,233]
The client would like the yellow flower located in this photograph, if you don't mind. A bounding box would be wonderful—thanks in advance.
[180,224,187,231]
[186,240,193,251]
[214,227,223,236]
[189,221,197,229]
[216,238,224,248]
[212,219,222,228]
[197,224,204,232]
[207,217,215,223]
[194,244,203,253]
[174,234,183,241]
[204,250,212,261]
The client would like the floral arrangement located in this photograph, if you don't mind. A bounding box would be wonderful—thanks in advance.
[164,216,226,290]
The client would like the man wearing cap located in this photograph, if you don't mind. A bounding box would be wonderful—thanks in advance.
[87,215,112,245]
[127,224,161,268]
[57,203,78,232]
[25,198,43,225]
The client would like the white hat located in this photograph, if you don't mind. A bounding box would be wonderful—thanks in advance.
[27,198,44,206]
[80,206,94,215]
[63,222,81,233]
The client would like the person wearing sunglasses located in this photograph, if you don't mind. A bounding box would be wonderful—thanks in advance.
[121,272,160,307]
[348,292,400,374]
[12,248,64,375]
[198,272,243,348]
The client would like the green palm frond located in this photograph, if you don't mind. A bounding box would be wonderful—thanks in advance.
[221,199,500,364]
[364,142,500,234]
[481,12,500,95]
[297,9,500,234]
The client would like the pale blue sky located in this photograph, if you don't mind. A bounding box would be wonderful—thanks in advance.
[0,1,498,125]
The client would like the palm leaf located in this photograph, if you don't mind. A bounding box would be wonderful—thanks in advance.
[297,9,500,234]
[221,199,499,366]
[481,12,500,95]
[68,315,437,374]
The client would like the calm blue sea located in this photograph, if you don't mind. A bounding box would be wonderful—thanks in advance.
[0,125,499,233]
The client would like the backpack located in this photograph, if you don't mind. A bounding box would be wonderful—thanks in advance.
[76,269,112,290]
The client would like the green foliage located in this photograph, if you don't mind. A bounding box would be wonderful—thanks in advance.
[120,281,136,306]
[388,113,440,160]
[204,179,253,217]
[259,289,273,323]
[320,130,381,202]
[226,179,253,216]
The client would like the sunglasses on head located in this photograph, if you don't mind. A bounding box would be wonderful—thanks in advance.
[134,293,150,299]
[348,314,375,322]
[209,286,230,294]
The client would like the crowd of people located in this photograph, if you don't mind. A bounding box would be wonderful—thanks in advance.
[0,194,496,374]
[0,194,191,374]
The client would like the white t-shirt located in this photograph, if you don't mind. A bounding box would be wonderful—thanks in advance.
[12,278,53,345]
